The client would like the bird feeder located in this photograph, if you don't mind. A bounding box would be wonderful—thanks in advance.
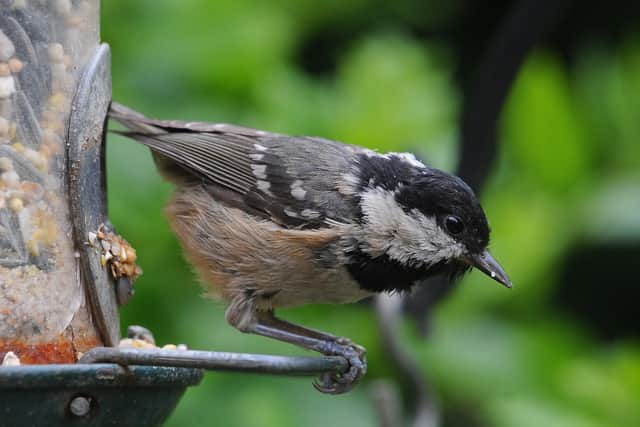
[0,2,202,425]
[0,2,349,425]
[0,0,106,363]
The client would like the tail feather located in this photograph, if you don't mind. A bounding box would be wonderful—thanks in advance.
[109,102,164,134]
[109,101,270,136]
[109,102,191,182]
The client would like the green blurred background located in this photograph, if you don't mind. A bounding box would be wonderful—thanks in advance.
[101,1,640,426]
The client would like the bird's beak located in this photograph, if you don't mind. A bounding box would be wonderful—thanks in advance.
[464,250,512,288]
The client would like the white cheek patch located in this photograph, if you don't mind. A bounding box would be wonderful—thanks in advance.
[359,188,466,267]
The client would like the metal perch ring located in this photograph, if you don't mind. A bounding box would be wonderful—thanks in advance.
[79,347,349,377]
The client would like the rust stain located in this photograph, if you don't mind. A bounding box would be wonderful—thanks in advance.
[0,330,102,364]
[71,331,103,354]
[0,336,76,364]
[0,306,106,364]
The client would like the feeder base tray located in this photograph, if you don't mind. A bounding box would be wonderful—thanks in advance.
[0,363,203,427]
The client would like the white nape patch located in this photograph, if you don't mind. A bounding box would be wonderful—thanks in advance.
[337,171,360,196]
[363,149,425,168]
[249,153,264,161]
[363,148,383,157]
[300,209,320,219]
[363,149,389,160]
[254,130,267,136]
[359,187,465,267]
[251,164,267,180]
[254,143,268,151]
[390,152,425,168]
[257,179,273,196]
[284,207,298,218]
[290,180,306,200]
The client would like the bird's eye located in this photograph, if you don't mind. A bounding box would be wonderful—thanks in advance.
[444,215,464,235]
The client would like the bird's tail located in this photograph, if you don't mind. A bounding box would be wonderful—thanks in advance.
[108,102,189,183]
[108,102,164,135]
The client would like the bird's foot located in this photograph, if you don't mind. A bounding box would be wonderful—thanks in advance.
[313,339,367,394]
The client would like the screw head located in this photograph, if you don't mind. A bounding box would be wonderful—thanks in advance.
[69,395,92,417]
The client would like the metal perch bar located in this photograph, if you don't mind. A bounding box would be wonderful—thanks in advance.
[79,347,349,377]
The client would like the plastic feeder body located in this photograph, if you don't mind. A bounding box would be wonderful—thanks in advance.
[0,0,117,363]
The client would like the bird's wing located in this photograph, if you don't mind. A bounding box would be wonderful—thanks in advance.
[109,102,361,229]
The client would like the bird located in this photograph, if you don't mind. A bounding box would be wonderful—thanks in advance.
[109,102,511,394]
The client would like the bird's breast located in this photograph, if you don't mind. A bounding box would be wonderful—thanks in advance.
[167,187,373,309]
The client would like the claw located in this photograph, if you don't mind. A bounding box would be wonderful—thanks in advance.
[312,340,367,394]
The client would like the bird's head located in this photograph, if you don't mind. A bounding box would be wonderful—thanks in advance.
[358,167,511,288]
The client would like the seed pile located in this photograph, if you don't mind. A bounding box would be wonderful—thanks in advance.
[118,325,188,351]
[88,224,142,282]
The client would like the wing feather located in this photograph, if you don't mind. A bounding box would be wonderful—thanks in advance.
[109,103,360,229]
[120,132,255,194]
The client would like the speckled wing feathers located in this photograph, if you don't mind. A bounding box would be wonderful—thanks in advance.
[109,103,360,229]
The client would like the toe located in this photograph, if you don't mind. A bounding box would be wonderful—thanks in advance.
[311,342,367,394]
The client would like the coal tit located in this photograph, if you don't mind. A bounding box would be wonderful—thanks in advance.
[109,102,511,394]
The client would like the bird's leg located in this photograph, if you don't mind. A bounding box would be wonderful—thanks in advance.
[257,311,359,346]
[261,311,366,360]
[226,299,366,394]
[254,310,367,394]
